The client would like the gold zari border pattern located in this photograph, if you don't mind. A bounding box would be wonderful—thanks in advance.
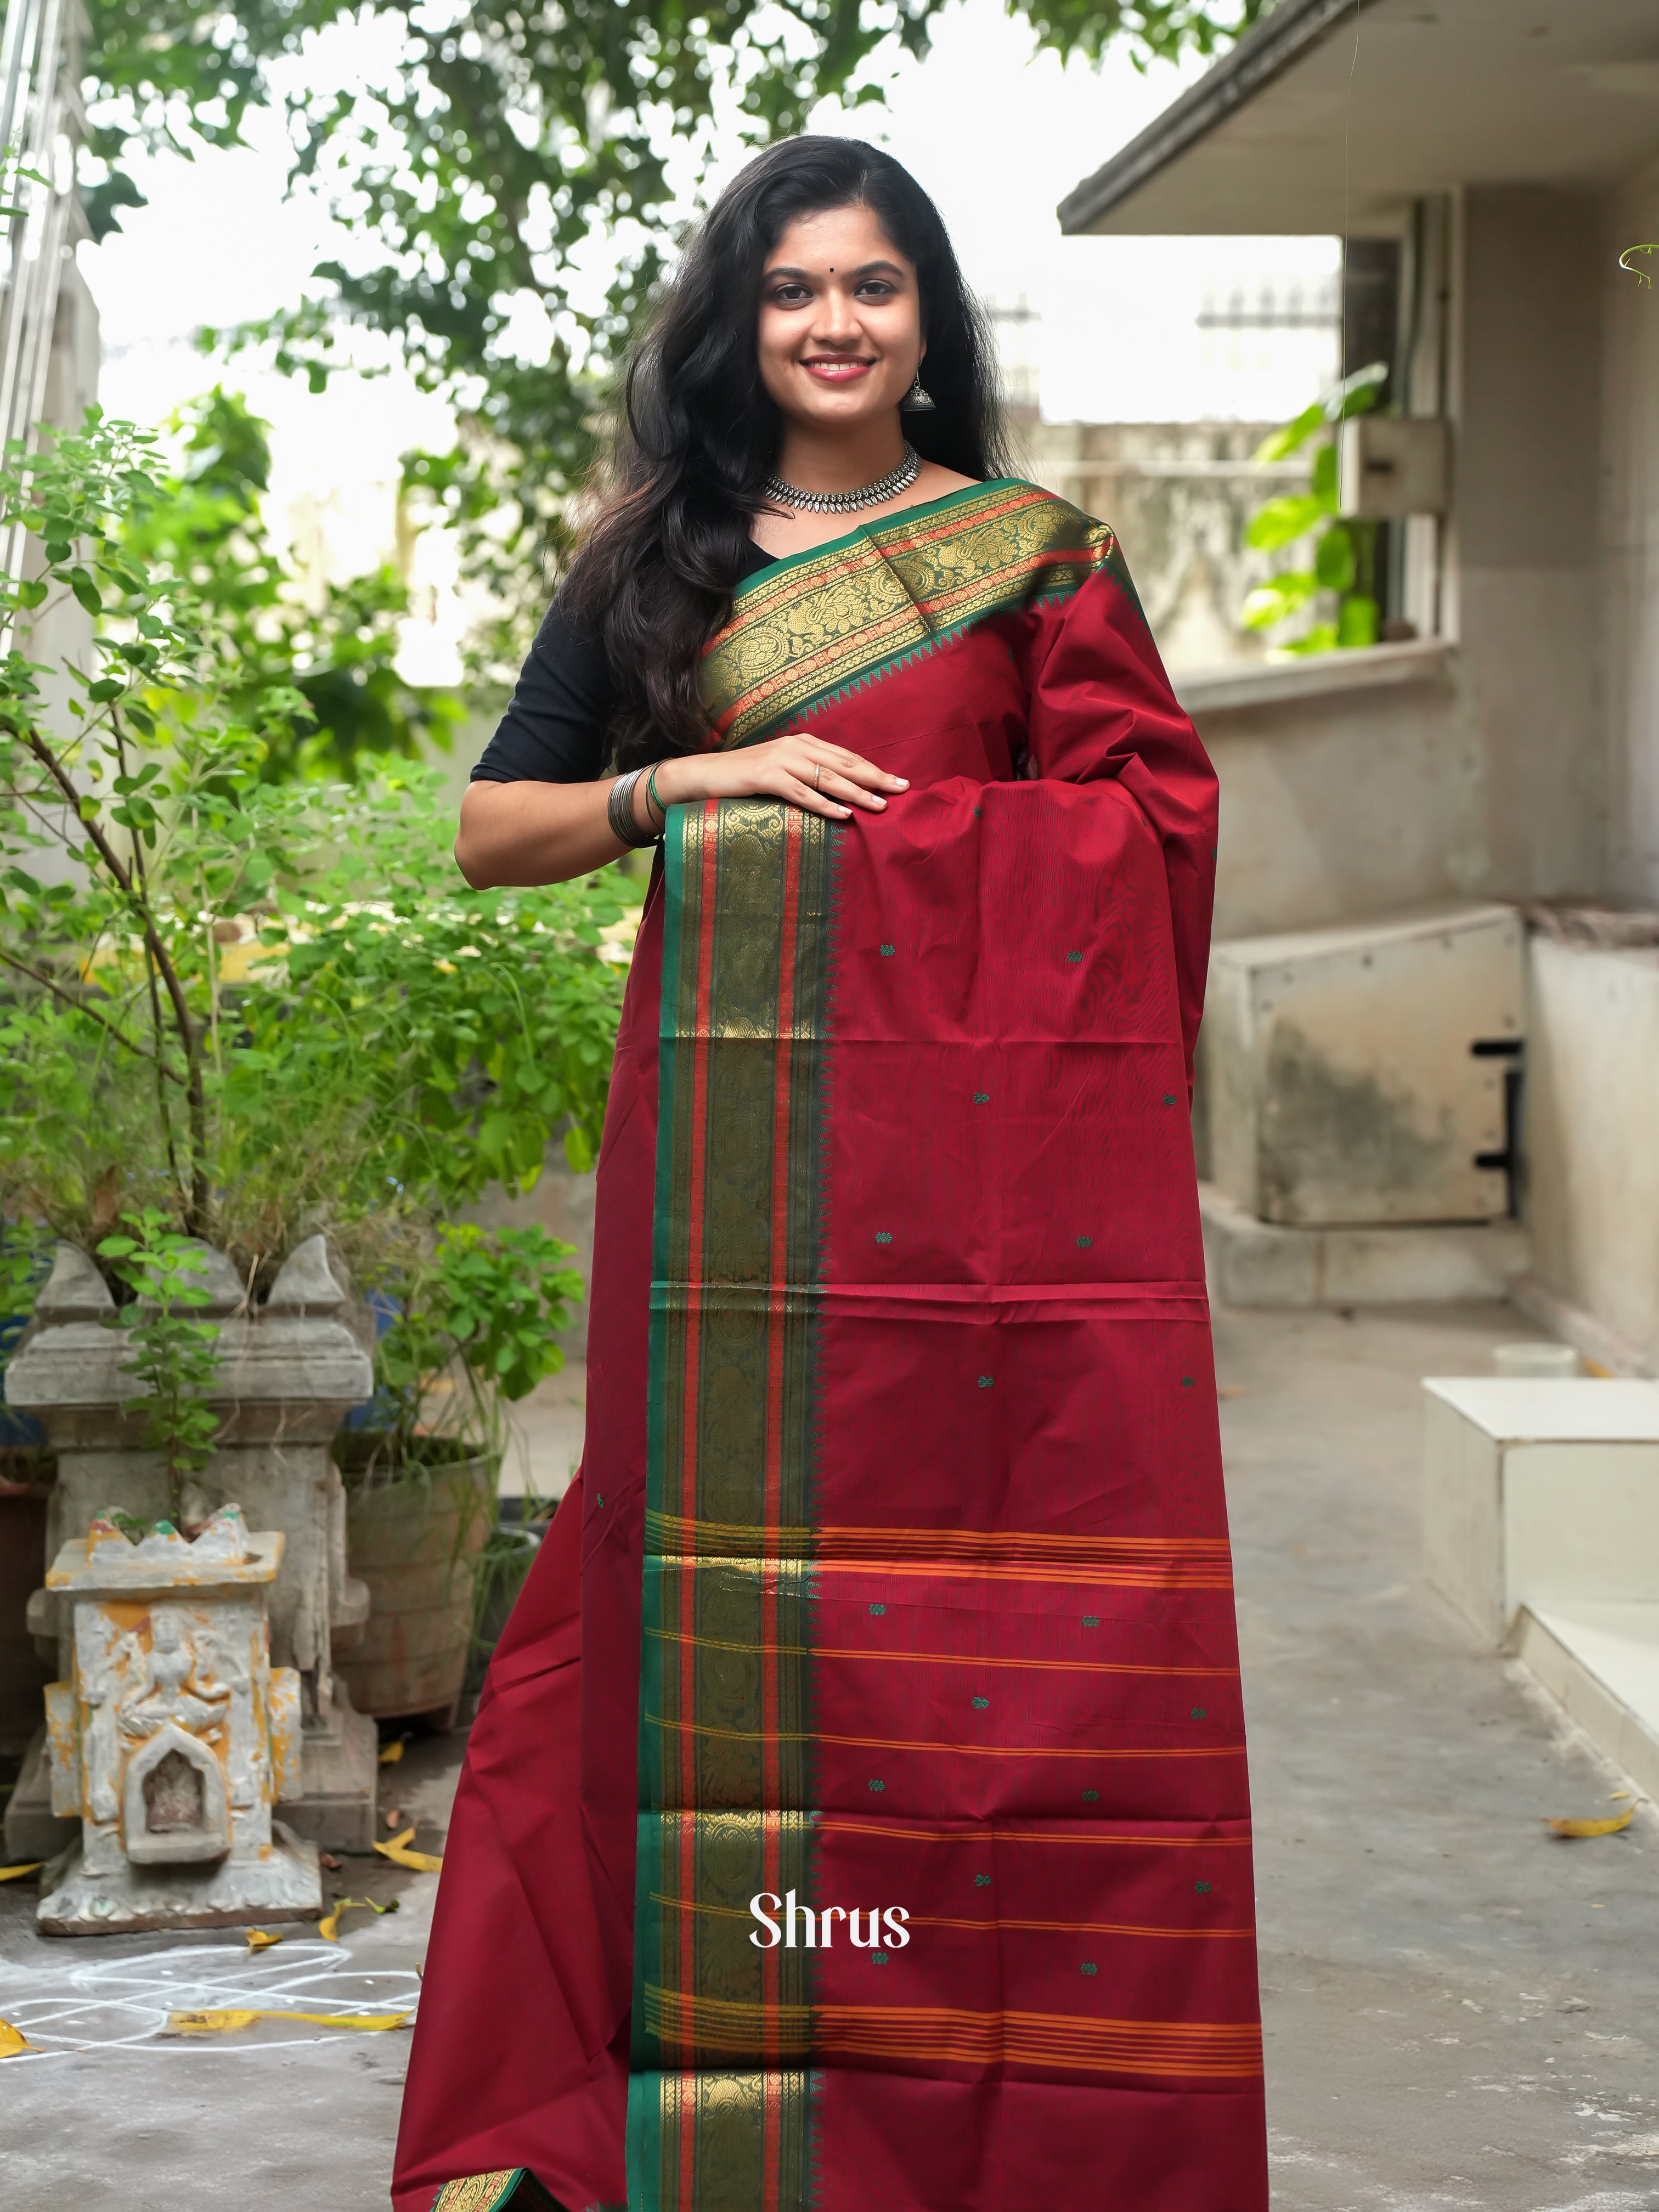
[700,480,1115,749]
[428,2172,524,2212]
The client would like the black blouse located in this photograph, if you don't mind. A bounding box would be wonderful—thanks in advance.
[470,543,778,785]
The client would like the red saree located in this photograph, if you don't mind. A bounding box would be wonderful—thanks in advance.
[394,480,1267,2212]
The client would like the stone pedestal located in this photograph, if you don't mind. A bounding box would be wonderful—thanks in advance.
[5,1235,380,1859]
[35,1506,321,1934]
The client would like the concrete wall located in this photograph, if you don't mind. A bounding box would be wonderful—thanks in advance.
[1513,160,1659,1365]
[1020,420,1308,673]
[1600,151,1659,909]
[1451,187,1606,906]
[1191,660,1486,940]
[1188,185,1610,949]
[1523,934,1659,1366]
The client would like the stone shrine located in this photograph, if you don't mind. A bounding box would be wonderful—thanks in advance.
[5,1234,380,1860]
[36,1505,321,1934]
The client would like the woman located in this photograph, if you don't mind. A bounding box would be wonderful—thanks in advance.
[395,136,1266,2212]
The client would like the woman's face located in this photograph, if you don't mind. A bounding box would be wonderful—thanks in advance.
[757,202,923,439]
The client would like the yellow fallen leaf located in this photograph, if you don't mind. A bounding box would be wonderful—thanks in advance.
[373,1826,443,1874]
[246,1929,283,1952]
[1610,1791,1632,1802]
[0,2017,32,2057]
[0,1863,42,1883]
[378,1736,409,1765]
[318,1894,401,1940]
[1545,1809,1634,1838]
[167,2008,410,2034]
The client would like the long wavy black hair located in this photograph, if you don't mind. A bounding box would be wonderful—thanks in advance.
[562,136,1012,771]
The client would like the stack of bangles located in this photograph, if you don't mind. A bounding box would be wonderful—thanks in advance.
[606,764,668,849]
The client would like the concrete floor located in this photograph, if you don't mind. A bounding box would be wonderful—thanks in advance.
[1226,1302,1659,2212]
[3,1301,1656,2210]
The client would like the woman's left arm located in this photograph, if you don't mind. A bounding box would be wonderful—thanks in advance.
[1020,544,1219,1097]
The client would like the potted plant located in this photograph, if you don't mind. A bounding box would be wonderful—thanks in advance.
[0,408,632,1835]
[332,1220,583,1727]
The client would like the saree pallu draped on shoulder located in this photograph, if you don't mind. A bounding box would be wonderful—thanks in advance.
[393,482,1267,2212]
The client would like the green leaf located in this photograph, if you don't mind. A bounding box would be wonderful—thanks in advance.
[1337,594,1381,650]
[1314,524,1356,592]
[1328,360,1389,421]
[1244,494,1333,552]
[1252,400,1327,465]
[1241,573,1318,631]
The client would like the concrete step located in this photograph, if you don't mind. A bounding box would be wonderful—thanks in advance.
[1514,1600,1659,1801]
[1423,1378,1659,1646]
[1200,1181,1530,1308]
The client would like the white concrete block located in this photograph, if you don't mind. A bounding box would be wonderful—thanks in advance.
[1514,1601,1659,1804]
[1423,1378,1659,1644]
[1523,934,1659,1370]
[1201,902,1523,1226]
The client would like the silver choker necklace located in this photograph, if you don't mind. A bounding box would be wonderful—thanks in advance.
[762,442,920,516]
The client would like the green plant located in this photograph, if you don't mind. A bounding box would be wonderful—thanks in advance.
[1620,245,1657,286]
[81,0,1269,668]
[1239,360,1389,656]
[124,387,464,781]
[0,412,631,1277]
[0,407,330,1245]
[348,1222,583,1478]
[94,1210,224,1524]
[239,773,637,1200]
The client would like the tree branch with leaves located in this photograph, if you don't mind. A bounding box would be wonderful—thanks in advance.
[80,0,1268,665]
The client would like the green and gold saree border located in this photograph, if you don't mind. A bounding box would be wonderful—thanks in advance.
[636,795,840,2208]
[700,478,1133,751]
[627,2069,819,2212]
[428,2174,528,2212]
[428,2174,603,2212]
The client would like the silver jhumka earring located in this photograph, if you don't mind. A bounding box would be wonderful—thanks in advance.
[900,375,936,413]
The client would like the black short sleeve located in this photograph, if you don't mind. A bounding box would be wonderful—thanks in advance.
[470,595,612,785]
[470,543,778,786]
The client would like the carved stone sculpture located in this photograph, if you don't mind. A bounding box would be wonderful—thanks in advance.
[5,1234,380,1859]
[35,1504,320,1933]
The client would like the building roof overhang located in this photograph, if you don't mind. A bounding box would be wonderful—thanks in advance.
[1058,0,1659,238]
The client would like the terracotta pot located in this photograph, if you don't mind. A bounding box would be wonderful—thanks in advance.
[335,1451,496,1726]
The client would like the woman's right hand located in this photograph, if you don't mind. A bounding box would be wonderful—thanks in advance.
[646,735,906,825]
[456,735,907,894]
